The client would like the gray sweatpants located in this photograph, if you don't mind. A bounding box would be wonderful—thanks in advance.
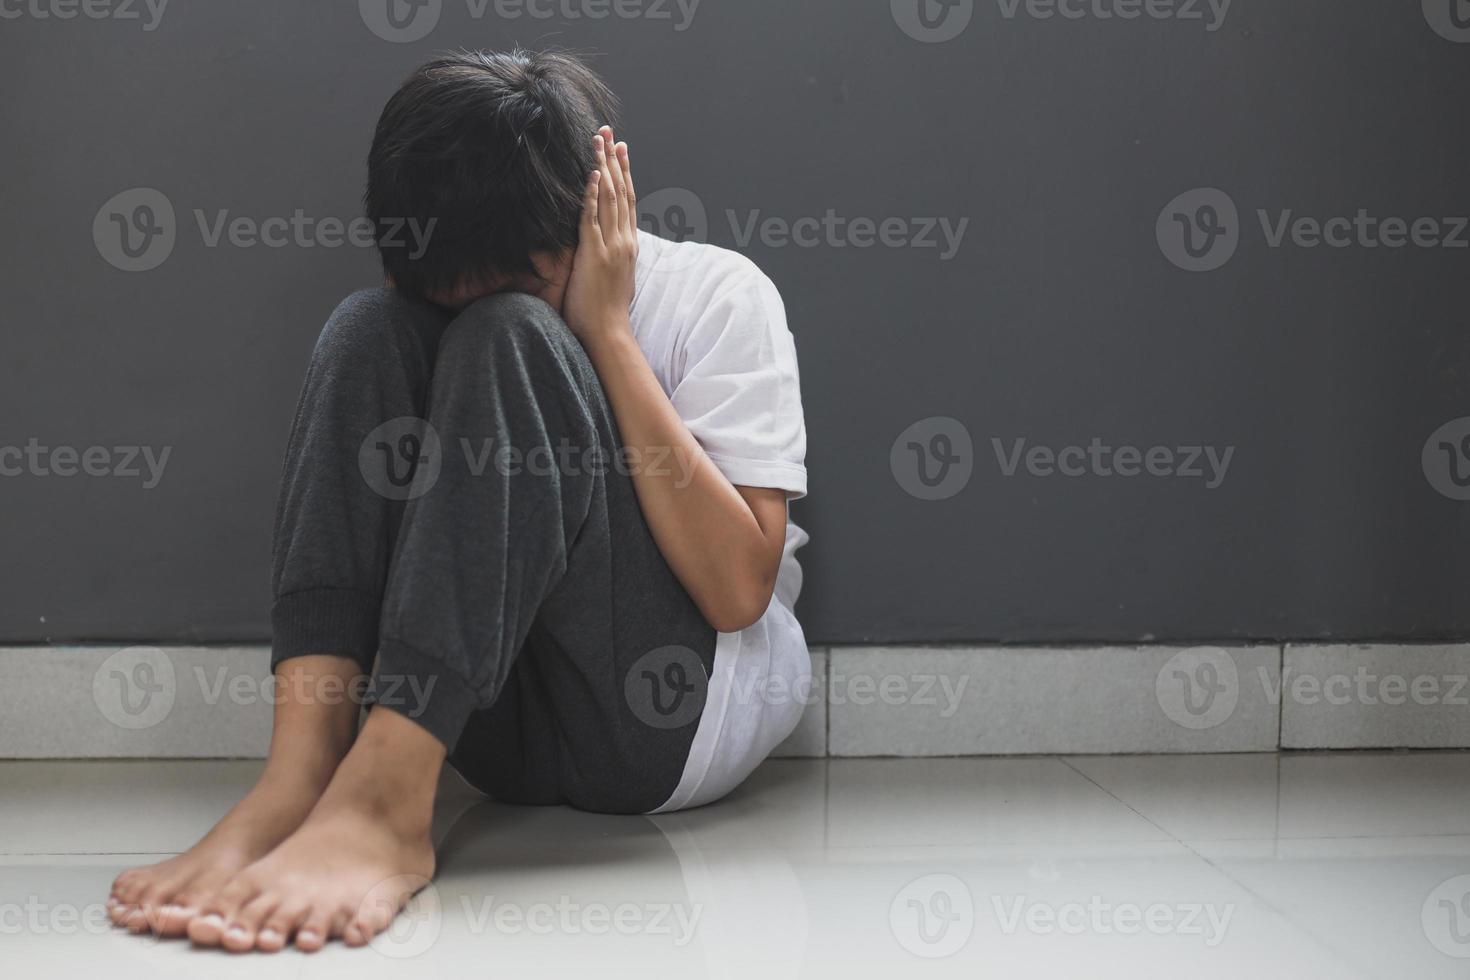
[270,288,717,815]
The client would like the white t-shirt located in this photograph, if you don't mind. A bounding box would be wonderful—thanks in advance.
[624,231,811,813]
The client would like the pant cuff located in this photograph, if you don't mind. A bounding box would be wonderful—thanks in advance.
[371,637,482,749]
[270,588,381,672]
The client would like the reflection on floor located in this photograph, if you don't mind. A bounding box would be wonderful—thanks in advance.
[6,753,1470,978]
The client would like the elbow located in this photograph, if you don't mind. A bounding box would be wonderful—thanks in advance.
[701,576,777,634]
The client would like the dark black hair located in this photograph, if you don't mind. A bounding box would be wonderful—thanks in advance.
[365,48,617,298]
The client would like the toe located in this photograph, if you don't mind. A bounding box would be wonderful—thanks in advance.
[221,922,256,952]
[107,898,134,925]
[343,896,383,949]
[187,912,229,946]
[127,910,160,934]
[110,868,141,896]
[222,893,279,953]
[154,866,232,936]
[257,899,310,953]
[352,874,420,943]
[222,924,255,953]
[153,897,202,938]
[188,876,258,947]
[122,885,171,932]
[357,902,394,939]
[130,881,183,933]
[110,869,147,906]
[294,907,336,952]
[122,906,152,932]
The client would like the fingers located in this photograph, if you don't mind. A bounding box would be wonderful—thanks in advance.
[617,141,637,237]
[585,125,636,249]
[597,125,637,243]
[599,127,630,235]
[599,126,623,199]
[581,165,602,246]
[594,133,620,241]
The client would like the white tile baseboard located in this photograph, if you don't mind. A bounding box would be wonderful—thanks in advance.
[1281,643,1470,749]
[827,645,1281,756]
[0,645,830,760]
[4,642,1468,759]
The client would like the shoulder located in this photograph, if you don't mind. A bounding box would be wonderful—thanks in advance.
[637,232,784,314]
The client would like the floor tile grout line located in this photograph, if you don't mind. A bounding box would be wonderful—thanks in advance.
[1276,642,1286,751]
[822,647,831,759]
[822,652,832,850]
[1171,835,1380,980]
[1061,757,1375,980]
[1274,749,1284,847]
[1058,756,1180,842]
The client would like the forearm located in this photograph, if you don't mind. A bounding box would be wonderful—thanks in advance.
[583,325,779,632]
[560,129,785,631]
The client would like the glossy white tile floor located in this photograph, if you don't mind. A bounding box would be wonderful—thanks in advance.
[6,754,1470,978]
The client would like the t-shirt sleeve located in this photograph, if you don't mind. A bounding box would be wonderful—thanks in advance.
[670,269,808,498]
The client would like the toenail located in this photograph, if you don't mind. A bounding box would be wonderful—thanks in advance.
[227,926,250,940]
[260,929,280,942]
[198,913,223,928]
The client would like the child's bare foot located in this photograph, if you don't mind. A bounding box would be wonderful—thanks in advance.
[107,654,364,936]
[186,708,442,953]
[106,771,329,936]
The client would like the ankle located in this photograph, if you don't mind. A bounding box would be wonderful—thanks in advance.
[256,724,358,791]
[251,756,342,805]
[316,710,444,832]
[314,765,437,841]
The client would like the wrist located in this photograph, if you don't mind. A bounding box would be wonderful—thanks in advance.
[580,315,636,358]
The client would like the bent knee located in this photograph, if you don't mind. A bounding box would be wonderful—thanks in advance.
[315,287,447,368]
[448,292,573,348]
[459,290,561,325]
[324,286,425,335]
[436,292,584,378]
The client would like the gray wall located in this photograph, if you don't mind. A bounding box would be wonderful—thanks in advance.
[1,0,1467,645]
